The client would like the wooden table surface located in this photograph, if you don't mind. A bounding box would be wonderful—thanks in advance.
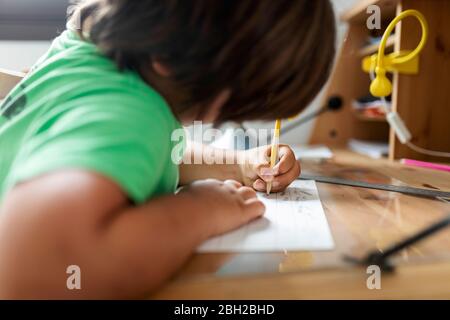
[152,150,450,299]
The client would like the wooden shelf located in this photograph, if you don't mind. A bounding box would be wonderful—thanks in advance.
[312,0,450,162]
[0,68,25,98]
[353,111,387,122]
[358,35,396,57]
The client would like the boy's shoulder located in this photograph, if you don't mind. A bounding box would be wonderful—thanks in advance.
[23,30,180,135]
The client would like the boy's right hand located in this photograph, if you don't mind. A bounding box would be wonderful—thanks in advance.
[181,179,265,237]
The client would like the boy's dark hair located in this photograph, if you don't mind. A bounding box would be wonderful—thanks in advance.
[73,0,336,124]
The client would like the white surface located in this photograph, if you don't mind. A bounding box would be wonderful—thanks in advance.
[0,41,50,71]
[198,180,334,253]
[292,145,334,160]
[348,139,389,159]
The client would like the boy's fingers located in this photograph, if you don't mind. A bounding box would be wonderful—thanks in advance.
[274,147,298,175]
[258,166,277,182]
[243,198,265,220]
[264,145,272,158]
[224,180,242,188]
[258,146,297,181]
[238,186,257,200]
[270,162,301,192]
[253,179,266,192]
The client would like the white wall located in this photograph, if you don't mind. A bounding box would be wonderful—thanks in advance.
[0,41,50,71]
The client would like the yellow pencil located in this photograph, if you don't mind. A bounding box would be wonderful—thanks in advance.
[266,119,281,194]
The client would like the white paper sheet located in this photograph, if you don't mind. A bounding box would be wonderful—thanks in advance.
[198,180,334,252]
[292,145,333,160]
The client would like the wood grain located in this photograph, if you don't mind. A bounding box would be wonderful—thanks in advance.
[0,68,24,99]
[151,150,450,300]
[153,262,450,300]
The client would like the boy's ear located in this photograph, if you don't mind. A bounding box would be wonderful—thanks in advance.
[151,60,171,77]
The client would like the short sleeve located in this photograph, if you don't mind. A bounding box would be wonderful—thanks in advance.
[8,94,177,204]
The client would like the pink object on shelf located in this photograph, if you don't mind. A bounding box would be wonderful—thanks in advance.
[401,159,450,173]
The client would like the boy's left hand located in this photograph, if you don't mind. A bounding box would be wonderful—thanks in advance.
[240,145,301,193]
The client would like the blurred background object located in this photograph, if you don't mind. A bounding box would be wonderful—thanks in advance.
[0,0,359,145]
[0,0,69,40]
[0,0,70,70]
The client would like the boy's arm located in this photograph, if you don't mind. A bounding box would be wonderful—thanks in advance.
[179,142,245,184]
[179,142,301,193]
[0,170,263,299]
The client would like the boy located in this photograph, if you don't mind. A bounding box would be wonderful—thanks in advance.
[0,0,335,298]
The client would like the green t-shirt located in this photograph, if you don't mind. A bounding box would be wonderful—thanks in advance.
[0,30,184,204]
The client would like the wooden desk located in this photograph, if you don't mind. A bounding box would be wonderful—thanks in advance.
[152,150,450,299]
